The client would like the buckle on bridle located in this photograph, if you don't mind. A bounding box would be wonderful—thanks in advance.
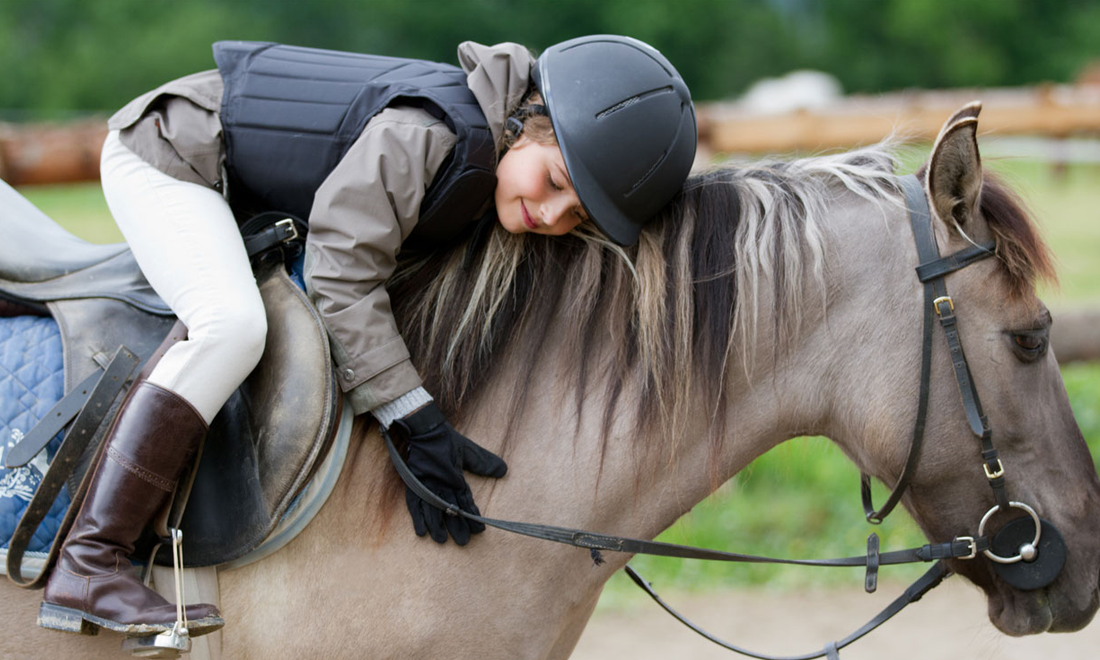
[983,459,1005,480]
[932,295,954,315]
[955,536,978,560]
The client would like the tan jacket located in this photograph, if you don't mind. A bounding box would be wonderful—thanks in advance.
[108,42,533,415]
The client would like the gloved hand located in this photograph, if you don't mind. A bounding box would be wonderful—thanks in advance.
[391,402,507,545]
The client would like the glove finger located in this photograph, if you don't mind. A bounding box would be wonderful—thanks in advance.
[460,438,508,478]
[422,499,449,544]
[457,491,486,535]
[404,488,428,538]
[443,493,472,546]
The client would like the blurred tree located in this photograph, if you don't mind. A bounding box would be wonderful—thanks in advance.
[814,0,1100,92]
[1,0,1097,119]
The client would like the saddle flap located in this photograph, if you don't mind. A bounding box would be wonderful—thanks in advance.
[157,264,339,567]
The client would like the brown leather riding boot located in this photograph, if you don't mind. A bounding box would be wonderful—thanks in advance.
[39,381,224,637]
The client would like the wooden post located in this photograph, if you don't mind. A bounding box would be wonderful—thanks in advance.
[1052,308,1100,365]
[699,84,1100,154]
[0,119,108,186]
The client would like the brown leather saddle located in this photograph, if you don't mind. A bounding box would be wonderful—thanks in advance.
[0,178,340,574]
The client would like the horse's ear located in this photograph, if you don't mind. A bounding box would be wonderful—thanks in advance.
[927,104,983,230]
[945,100,982,127]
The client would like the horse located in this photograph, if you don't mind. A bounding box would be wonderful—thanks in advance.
[0,103,1096,660]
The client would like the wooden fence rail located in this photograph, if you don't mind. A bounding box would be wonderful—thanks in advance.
[1051,309,1100,365]
[698,82,1100,154]
[0,119,108,186]
[3,83,1100,185]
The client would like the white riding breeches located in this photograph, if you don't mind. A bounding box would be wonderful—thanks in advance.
[100,130,267,424]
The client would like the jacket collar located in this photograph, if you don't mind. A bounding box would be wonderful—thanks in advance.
[458,41,535,157]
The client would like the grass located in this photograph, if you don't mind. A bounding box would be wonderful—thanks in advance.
[12,153,1100,599]
[17,181,121,244]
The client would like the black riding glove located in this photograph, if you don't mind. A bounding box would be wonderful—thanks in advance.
[391,402,507,545]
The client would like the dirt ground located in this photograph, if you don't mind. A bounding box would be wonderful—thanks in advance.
[571,577,1099,660]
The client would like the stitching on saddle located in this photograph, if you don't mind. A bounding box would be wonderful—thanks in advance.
[107,446,175,492]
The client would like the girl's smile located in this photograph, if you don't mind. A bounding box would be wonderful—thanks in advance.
[520,201,538,230]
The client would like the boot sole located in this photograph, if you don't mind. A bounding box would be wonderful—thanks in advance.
[38,602,225,637]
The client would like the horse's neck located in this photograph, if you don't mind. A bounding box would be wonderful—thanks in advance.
[217,187,923,659]
[456,335,803,545]
[451,193,912,542]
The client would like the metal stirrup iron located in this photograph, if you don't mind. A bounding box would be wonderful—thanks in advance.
[122,528,192,658]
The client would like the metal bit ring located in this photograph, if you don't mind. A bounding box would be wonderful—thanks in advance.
[978,501,1042,564]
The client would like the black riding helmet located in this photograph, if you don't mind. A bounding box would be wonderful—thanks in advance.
[531,35,697,246]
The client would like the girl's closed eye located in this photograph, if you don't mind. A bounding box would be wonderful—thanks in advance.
[546,174,563,191]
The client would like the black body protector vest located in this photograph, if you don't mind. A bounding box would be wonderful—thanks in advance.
[213,41,498,245]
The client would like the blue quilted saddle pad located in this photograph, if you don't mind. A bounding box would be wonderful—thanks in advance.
[0,315,69,562]
[0,253,305,571]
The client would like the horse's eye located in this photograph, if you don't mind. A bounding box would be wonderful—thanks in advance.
[1015,335,1042,351]
[1011,332,1048,362]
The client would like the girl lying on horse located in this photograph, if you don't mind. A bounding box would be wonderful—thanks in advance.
[39,35,696,639]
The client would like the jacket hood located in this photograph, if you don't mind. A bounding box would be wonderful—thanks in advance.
[458,41,534,155]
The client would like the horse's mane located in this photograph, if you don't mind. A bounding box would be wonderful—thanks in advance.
[388,143,1054,461]
[388,144,893,453]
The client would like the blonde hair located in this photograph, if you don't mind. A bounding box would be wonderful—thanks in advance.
[502,90,556,150]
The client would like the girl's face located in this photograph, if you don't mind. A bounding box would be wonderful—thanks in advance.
[494,136,588,236]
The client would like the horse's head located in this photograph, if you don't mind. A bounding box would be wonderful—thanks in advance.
[833,103,1100,635]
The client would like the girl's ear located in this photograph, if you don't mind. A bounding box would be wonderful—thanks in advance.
[927,104,983,230]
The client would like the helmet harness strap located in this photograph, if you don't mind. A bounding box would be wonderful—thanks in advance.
[505,104,549,141]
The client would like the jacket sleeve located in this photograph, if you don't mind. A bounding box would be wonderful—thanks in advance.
[303,106,457,415]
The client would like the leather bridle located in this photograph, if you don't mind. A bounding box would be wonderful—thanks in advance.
[384,174,1067,659]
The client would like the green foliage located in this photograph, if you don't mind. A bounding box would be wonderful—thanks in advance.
[2,0,1099,118]
[1064,362,1100,457]
[817,0,1100,92]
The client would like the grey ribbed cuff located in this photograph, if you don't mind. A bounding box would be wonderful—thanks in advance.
[370,387,433,429]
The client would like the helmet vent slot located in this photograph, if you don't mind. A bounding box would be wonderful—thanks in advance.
[596,86,673,119]
[626,149,669,197]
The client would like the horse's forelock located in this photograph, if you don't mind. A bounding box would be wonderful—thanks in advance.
[980,174,1058,298]
[911,164,1058,300]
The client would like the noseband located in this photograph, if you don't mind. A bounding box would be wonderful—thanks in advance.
[385,175,1066,659]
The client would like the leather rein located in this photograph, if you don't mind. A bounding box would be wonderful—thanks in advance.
[384,174,1065,659]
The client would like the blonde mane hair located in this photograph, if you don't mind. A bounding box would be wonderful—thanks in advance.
[387,141,1053,460]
